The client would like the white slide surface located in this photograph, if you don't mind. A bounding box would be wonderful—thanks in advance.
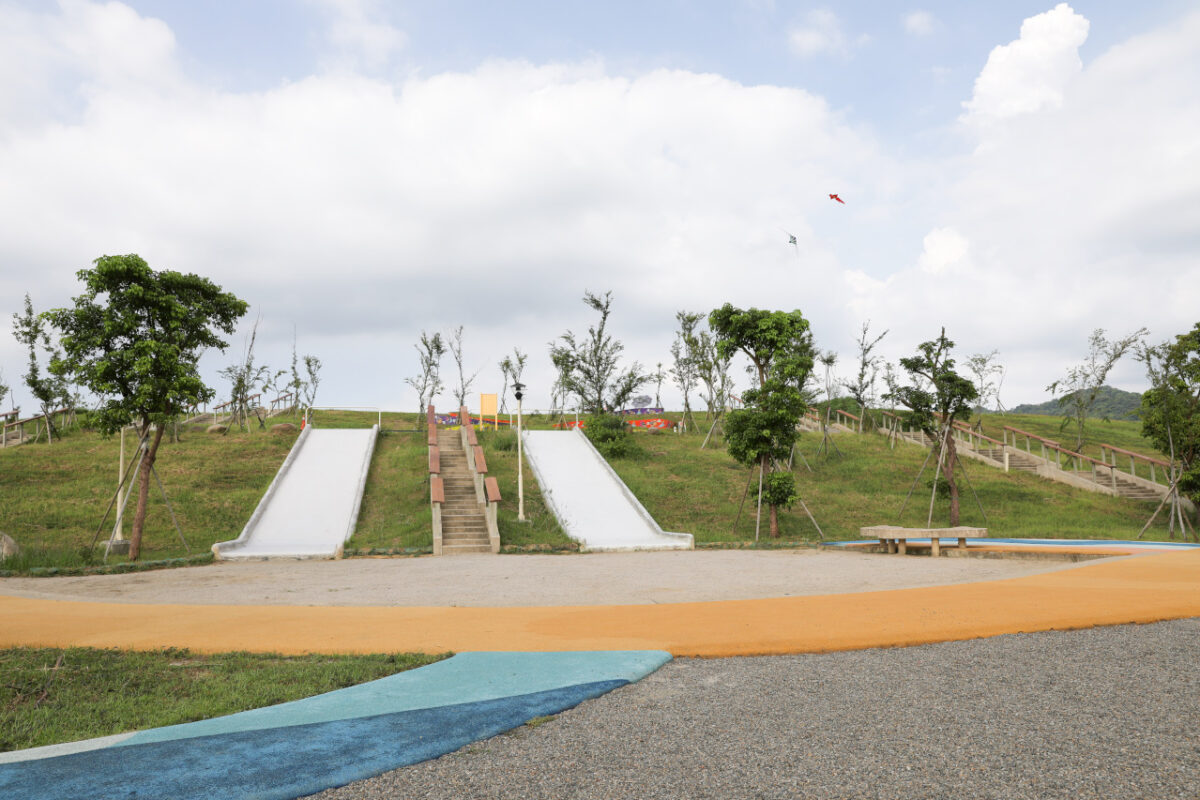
[214,426,378,559]
[522,428,693,551]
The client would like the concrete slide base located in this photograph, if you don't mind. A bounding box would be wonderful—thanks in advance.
[213,425,378,559]
[522,428,692,551]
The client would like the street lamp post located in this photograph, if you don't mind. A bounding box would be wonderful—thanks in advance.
[514,382,526,522]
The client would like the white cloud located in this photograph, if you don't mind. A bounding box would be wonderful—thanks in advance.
[2,2,1198,415]
[917,227,970,275]
[903,11,936,37]
[308,0,406,71]
[848,8,1200,404]
[788,9,849,58]
[961,3,1089,124]
[0,2,894,413]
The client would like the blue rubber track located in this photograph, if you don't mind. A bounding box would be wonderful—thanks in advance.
[0,650,672,800]
[0,682,623,800]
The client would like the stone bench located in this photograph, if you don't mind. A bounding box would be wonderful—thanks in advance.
[860,526,988,556]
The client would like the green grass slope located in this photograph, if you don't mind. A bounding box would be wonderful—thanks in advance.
[0,422,298,570]
[606,421,1180,543]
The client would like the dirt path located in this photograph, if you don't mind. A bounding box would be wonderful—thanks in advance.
[0,549,1104,607]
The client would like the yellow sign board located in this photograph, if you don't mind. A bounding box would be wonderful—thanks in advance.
[480,393,498,417]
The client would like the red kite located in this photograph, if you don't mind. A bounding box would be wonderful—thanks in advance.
[829,193,845,204]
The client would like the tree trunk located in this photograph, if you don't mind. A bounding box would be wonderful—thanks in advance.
[769,503,780,538]
[129,424,165,561]
[946,436,961,527]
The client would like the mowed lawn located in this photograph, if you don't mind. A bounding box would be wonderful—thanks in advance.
[606,417,1182,543]
[0,421,299,569]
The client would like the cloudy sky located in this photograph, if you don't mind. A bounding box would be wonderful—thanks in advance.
[1,0,1197,416]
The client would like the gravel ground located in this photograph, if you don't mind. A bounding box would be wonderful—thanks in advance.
[0,549,1096,607]
[308,619,1200,800]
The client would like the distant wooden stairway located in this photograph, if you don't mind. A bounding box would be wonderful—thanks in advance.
[427,406,501,555]
[872,411,1178,506]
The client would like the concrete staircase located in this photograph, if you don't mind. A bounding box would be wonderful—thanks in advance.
[436,429,492,554]
[974,448,1040,474]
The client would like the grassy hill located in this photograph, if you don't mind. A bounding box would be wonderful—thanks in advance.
[0,421,299,571]
[1010,385,1143,421]
[606,418,1178,543]
[0,408,1187,573]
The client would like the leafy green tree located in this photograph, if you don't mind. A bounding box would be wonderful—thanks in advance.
[549,291,648,414]
[886,328,978,526]
[1139,324,1200,510]
[45,255,248,559]
[1048,327,1147,452]
[709,304,814,538]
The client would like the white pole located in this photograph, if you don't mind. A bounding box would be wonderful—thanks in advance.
[517,394,526,522]
[113,427,126,542]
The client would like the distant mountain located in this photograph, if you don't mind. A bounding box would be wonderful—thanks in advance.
[1011,385,1142,420]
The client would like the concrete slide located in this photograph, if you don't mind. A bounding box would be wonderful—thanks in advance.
[522,428,693,551]
[214,426,378,559]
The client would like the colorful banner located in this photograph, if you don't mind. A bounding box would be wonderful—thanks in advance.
[629,418,670,430]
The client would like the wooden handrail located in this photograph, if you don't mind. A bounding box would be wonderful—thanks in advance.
[835,409,861,422]
[430,476,444,504]
[950,420,1004,447]
[5,407,71,429]
[428,446,440,474]
[1002,425,1060,448]
[485,476,501,503]
[1100,443,1169,468]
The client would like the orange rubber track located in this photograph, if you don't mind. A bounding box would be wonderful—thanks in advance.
[2,550,1199,658]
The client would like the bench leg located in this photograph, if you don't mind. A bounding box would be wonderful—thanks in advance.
[897,539,906,555]
[958,537,968,550]
[930,536,940,557]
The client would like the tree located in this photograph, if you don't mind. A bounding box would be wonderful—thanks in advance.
[0,367,8,411]
[219,317,271,431]
[965,350,1006,416]
[843,321,887,428]
[886,328,978,526]
[286,329,320,416]
[694,326,735,423]
[549,291,648,414]
[670,311,702,431]
[1048,327,1147,452]
[447,325,479,408]
[709,304,814,538]
[652,362,665,409]
[45,254,247,559]
[498,348,527,414]
[405,331,444,424]
[1139,325,1200,515]
[301,355,322,408]
[12,294,68,442]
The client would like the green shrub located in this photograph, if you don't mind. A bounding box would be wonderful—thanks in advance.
[584,414,643,459]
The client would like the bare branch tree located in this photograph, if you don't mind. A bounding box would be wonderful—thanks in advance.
[549,291,648,414]
[842,321,887,428]
[406,331,444,425]
[670,311,702,430]
[1048,327,1147,451]
[447,325,480,408]
[219,317,272,431]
